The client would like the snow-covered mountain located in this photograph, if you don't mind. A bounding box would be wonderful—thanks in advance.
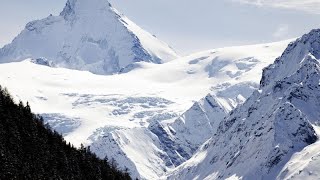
[0,0,177,75]
[0,39,290,179]
[167,29,320,180]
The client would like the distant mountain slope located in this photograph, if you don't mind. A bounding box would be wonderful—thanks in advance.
[0,40,290,179]
[0,86,131,179]
[167,29,320,180]
[0,0,177,75]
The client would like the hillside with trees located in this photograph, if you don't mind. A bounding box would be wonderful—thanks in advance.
[0,86,131,180]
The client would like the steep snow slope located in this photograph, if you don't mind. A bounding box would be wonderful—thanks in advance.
[0,40,290,179]
[149,94,232,167]
[0,0,177,75]
[278,126,320,180]
[168,29,320,180]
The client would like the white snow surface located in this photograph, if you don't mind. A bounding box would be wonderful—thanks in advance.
[0,0,178,75]
[0,40,290,179]
[167,29,320,180]
[278,126,320,180]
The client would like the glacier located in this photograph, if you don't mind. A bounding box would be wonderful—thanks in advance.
[0,39,290,179]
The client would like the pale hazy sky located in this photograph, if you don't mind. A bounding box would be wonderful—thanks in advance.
[0,0,320,54]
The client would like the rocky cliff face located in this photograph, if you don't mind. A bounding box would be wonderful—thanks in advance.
[168,29,320,180]
[149,94,230,167]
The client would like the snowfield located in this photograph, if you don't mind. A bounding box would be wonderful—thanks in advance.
[0,40,291,179]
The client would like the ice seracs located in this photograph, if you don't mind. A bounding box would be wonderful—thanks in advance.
[29,57,55,67]
[0,0,178,75]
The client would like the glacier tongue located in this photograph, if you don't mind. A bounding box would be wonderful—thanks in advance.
[168,29,320,180]
[0,0,178,75]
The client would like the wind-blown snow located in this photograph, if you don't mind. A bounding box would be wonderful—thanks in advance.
[0,40,290,179]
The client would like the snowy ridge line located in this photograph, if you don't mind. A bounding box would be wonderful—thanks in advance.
[167,29,320,180]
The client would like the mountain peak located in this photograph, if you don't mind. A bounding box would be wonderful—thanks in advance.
[168,29,320,180]
[60,0,112,19]
[260,29,320,88]
[0,0,177,75]
[63,0,111,11]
